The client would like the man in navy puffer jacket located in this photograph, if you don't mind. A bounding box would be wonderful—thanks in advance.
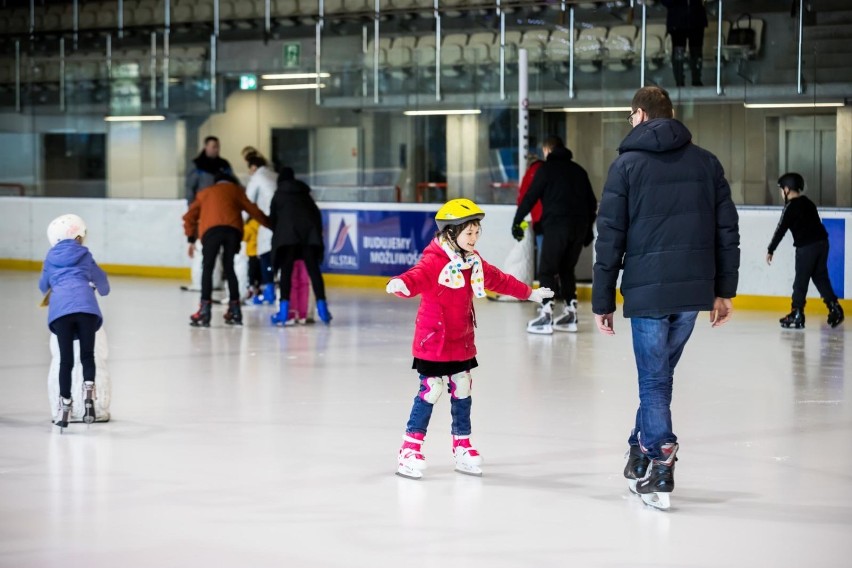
[592,86,740,507]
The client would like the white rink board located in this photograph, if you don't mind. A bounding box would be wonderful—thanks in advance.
[0,197,849,299]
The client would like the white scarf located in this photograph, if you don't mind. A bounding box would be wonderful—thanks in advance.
[437,238,485,298]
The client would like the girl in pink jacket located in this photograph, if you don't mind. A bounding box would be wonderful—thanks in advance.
[386,199,553,479]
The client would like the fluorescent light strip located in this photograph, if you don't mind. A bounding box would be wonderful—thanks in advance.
[104,115,166,122]
[261,72,331,80]
[743,102,844,109]
[262,83,326,91]
[547,106,632,113]
[403,109,482,116]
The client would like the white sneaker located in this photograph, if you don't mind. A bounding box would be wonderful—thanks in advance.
[527,303,553,335]
[553,300,578,332]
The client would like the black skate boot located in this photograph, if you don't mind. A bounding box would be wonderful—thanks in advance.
[780,307,805,329]
[635,442,678,510]
[83,381,96,424]
[224,300,243,325]
[624,445,650,494]
[827,301,844,328]
[55,397,73,432]
[189,300,212,327]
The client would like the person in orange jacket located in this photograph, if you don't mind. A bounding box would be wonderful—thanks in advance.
[183,172,269,327]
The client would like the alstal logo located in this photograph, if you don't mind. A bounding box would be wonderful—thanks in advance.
[327,212,359,270]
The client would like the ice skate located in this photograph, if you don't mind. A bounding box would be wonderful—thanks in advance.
[224,300,243,325]
[82,381,97,425]
[552,299,579,332]
[527,302,553,335]
[397,432,427,480]
[779,307,805,329]
[316,300,332,325]
[271,300,295,326]
[189,300,212,327]
[635,443,678,510]
[54,397,72,432]
[623,444,650,494]
[452,435,483,476]
[827,301,844,328]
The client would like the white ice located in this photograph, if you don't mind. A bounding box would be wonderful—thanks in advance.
[1,271,851,567]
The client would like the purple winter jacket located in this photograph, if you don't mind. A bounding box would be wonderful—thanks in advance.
[38,240,110,331]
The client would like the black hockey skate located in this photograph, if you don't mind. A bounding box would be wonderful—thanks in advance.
[223,300,243,326]
[827,301,845,328]
[624,445,650,494]
[83,381,96,424]
[635,443,678,510]
[779,308,805,329]
[189,300,212,327]
[55,397,72,433]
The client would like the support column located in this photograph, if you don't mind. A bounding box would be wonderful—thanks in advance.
[837,107,852,208]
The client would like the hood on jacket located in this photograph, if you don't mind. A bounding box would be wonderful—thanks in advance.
[45,240,89,268]
[619,118,692,155]
[277,175,311,194]
[193,152,231,175]
[546,146,574,162]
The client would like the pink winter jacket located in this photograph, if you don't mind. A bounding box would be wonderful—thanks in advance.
[394,239,532,362]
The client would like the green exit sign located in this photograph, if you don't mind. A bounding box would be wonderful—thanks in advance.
[283,43,300,68]
[239,74,257,90]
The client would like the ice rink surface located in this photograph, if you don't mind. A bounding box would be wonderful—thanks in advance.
[1,270,851,567]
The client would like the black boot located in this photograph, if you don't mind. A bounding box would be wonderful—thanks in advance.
[780,307,805,329]
[689,55,703,86]
[636,443,678,496]
[672,47,686,87]
[224,300,243,326]
[189,300,212,327]
[624,445,650,493]
[827,301,845,328]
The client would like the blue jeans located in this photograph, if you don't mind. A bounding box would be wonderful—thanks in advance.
[627,312,698,460]
[406,374,472,436]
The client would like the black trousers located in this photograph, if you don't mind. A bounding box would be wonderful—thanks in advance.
[670,28,704,57]
[792,240,838,308]
[248,256,262,289]
[51,313,100,399]
[274,244,327,302]
[539,224,587,303]
[201,226,242,302]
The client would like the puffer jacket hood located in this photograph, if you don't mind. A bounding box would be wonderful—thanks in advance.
[618,118,692,154]
[45,239,90,268]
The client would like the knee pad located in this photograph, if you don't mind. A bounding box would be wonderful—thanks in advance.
[418,376,444,405]
[449,372,472,399]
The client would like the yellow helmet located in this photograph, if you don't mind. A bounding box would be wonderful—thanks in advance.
[435,198,485,230]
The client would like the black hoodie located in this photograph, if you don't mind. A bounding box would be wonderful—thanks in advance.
[593,118,740,318]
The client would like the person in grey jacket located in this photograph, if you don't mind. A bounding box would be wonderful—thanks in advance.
[185,136,234,204]
[592,86,740,508]
[39,214,110,430]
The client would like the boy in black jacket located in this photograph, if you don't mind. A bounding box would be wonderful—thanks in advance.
[767,172,844,329]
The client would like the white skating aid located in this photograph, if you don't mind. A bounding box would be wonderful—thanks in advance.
[48,328,111,423]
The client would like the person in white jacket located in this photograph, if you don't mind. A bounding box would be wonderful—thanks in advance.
[245,154,279,304]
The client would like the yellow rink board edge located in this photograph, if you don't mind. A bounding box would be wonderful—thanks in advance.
[2,259,850,314]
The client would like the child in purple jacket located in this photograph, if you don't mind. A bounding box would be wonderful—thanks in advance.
[39,214,110,431]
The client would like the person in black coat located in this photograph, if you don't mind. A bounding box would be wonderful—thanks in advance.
[512,136,597,335]
[268,167,332,325]
[766,172,844,329]
[661,0,708,87]
[592,86,740,506]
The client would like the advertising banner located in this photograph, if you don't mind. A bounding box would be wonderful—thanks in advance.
[321,208,439,276]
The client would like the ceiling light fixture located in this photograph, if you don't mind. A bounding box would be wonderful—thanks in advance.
[403,109,482,116]
[261,72,331,80]
[104,115,166,122]
[262,83,326,91]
